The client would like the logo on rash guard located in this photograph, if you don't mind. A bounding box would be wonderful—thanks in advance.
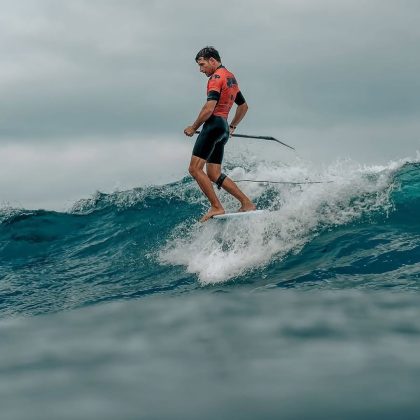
[227,77,237,87]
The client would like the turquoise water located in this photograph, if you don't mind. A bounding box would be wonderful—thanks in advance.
[1,159,419,419]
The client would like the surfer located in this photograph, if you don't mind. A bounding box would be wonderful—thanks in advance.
[184,46,256,222]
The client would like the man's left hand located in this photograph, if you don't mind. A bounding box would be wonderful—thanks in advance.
[184,126,196,137]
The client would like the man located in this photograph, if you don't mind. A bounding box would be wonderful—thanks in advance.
[184,46,256,222]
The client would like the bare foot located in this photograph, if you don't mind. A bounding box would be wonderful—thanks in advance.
[238,201,257,212]
[200,206,225,222]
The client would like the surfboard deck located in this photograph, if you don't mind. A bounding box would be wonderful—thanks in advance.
[212,210,266,220]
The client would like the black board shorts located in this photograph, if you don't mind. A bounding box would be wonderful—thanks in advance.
[192,115,229,164]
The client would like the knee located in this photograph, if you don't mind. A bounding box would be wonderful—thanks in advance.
[189,165,199,178]
[207,172,219,183]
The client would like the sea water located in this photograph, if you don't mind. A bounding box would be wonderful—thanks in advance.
[1,158,419,419]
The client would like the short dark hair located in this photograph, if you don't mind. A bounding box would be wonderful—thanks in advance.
[195,46,221,63]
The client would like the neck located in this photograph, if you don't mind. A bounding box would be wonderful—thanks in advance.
[210,63,223,75]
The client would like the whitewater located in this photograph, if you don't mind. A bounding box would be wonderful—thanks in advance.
[1,156,419,419]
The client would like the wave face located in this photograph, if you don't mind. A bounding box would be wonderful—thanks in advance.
[0,159,419,316]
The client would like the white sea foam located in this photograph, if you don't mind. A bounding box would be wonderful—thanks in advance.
[159,157,410,284]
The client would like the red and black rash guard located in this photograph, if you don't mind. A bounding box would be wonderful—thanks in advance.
[206,65,246,119]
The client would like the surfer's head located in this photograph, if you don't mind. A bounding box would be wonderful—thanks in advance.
[195,46,221,77]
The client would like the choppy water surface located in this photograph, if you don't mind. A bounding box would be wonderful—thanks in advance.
[1,159,419,419]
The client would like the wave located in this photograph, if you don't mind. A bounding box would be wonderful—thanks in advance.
[0,158,419,316]
[159,159,419,283]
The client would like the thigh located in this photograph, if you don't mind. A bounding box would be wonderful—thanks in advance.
[192,128,215,161]
[189,155,206,171]
[192,117,220,161]
[207,133,228,164]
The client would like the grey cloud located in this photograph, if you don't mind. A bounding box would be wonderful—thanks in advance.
[1,0,419,209]
[1,0,419,144]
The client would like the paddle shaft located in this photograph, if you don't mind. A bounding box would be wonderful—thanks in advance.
[194,130,295,151]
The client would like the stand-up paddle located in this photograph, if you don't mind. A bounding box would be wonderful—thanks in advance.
[195,131,295,151]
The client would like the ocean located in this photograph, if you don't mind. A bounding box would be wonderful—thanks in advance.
[1,158,419,419]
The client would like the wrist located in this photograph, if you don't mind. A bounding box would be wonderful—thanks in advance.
[229,124,237,129]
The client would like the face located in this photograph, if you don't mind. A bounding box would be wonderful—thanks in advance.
[196,57,219,77]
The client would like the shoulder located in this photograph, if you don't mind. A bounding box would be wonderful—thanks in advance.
[208,70,224,88]
[209,71,223,81]
[223,69,239,88]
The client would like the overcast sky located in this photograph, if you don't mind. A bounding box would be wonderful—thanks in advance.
[1,0,419,209]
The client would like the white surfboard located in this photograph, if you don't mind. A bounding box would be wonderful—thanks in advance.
[212,210,266,220]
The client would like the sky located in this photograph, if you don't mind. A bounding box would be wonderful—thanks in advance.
[1,0,419,209]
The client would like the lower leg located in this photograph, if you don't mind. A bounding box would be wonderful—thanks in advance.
[189,156,225,221]
[193,169,223,209]
[220,177,256,211]
[206,163,256,211]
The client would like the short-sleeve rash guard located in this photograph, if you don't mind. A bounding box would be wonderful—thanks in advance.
[206,65,245,118]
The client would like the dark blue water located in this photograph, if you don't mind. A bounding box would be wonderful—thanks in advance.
[0,159,419,419]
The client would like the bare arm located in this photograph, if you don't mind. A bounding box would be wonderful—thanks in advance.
[230,102,248,130]
[184,100,217,136]
[191,100,217,130]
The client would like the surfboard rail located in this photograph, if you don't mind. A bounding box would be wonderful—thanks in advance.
[212,210,266,220]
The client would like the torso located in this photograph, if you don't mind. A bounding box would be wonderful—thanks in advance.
[207,66,240,119]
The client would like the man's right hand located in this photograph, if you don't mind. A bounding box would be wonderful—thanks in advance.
[184,126,196,137]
